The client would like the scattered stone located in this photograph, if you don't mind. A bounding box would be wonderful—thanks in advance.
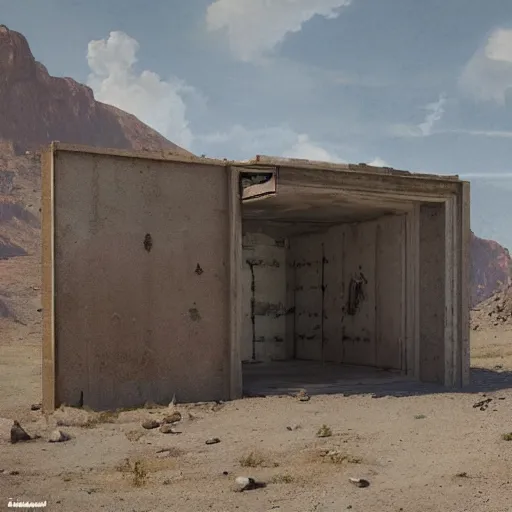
[296,389,310,402]
[286,425,301,431]
[473,398,492,411]
[162,411,182,424]
[234,476,265,492]
[205,437,220,445]
[142,419,160,430]
[30,403,41,411]
[10,421,32,444]
[9,470,20,476]
[471,286,512,329]
[211,401,225,412]
[349,477,370,488]
[49,429,70,443]
[159,424,178,434]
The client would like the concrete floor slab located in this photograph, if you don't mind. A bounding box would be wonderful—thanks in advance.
[242,360,434,397]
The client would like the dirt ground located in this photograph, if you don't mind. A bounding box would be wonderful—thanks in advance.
[1,313,512,511]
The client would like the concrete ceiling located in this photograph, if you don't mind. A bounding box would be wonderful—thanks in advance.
[242,185,414,238]
[242,185,413,223]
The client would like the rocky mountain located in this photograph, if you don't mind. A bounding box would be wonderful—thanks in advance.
[0,25,190,155]
[470,232,511,307]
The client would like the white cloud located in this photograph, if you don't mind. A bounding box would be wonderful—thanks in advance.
[284,133,344,162]
[206,0,352,62]
[198,124,344,162]
[87,31,194,149]
[444,129,512,139]
[418,94,446,136]
[367,157,389,167]
[459,28,512,104]
[389,93,447,138]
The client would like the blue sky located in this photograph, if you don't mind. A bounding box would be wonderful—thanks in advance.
[2,0,512,248]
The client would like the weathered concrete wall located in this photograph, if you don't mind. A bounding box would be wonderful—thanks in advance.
[419,203,446,383]
[241,232,289,361]
[290,215,405,368]
[49,151,231,410]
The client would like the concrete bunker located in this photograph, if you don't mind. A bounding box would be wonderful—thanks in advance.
[41,145,470,411]
[239,157,470,395]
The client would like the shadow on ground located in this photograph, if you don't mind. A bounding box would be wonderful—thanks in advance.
[242,361,512,398]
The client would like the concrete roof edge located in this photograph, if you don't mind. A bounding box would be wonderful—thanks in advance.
[47,144,462,184]
[249,155,461,182]
[50,142,231,167]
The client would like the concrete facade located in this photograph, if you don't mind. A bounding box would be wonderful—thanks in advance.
[42,144,470,411]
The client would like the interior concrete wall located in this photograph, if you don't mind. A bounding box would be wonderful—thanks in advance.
[242,215,406,368]
[48,151,232,410]
[241,232,289,362]
[290,215,406,368]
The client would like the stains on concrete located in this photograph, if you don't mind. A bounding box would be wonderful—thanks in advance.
[143,233,153,252]
[189,307,201,322]
[346,272,367,316]
[253,301,287,318]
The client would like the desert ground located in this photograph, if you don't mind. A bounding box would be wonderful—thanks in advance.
[1,271,512,511]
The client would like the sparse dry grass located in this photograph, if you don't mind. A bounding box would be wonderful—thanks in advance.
[117,458,148,487]
[83,411,120,428]
[116,455,177,487]
[239,450,278,468]
[311,449,363,465]
[124,430,144,442]
[270,473,295,484]
[316,424,332,438]
[501,432,512,441]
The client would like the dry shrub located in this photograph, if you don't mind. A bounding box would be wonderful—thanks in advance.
[270,473,294,484]
[239,450,277,468]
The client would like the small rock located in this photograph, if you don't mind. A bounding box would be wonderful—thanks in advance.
[162,411,182,424]
[159,424,177,434]
[234,476,261,492]
[349,477,370,488]
[205,437,220,445]
[473,398,492,410]
[142,419,160,430]
[30,403,41,411]
[286,425,301,431]
[9,470,20,476]
[296,389,310,402]
[10,421,32,444]
[49,429,70,443]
